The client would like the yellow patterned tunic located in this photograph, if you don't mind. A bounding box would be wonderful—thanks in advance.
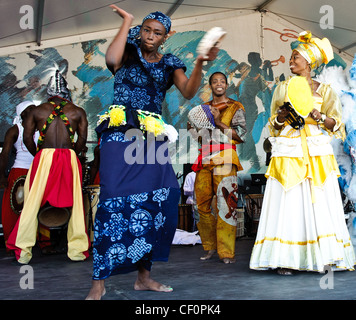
[194,99,246,259]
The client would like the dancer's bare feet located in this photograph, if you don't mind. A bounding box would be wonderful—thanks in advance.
[134,278,173,292]
[200,250,215,260]
[222,258,236,264]
[134,266,173,292]
[86,280,106,300]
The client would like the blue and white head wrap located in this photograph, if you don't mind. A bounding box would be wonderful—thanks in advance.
[142,11,171,34]
[127,11,171,46]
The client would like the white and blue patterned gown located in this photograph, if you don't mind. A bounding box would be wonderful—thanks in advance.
[92,42,186,279]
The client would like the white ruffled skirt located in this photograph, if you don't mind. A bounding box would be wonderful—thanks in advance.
[249,173,356,272]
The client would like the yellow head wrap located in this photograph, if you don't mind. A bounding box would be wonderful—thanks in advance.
[294,31,334,70]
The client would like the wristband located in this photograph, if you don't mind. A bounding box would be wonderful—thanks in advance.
[274,117,285,126]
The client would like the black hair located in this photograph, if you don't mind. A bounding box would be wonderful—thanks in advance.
[208,72,228,85]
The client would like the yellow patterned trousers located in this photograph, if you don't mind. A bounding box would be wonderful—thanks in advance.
[195,163,238,259]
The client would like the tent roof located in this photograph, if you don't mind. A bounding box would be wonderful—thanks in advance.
[0,0,355,59]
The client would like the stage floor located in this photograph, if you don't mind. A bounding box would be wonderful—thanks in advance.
[0,236,355,301]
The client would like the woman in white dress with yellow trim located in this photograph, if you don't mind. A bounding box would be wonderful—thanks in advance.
[249,31,356,274]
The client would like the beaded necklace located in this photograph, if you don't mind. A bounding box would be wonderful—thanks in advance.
[36,100,75,152]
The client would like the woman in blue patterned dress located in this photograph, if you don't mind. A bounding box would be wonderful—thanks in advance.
[86,5,218,299]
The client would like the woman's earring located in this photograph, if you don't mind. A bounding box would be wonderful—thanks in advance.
[160,42,165,51]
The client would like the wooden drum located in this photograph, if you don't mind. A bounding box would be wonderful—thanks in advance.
[83,185,100,241]
[38,205,71,228]
[245,194,263,235]
[177,204,194,232]
[10,175,27,214]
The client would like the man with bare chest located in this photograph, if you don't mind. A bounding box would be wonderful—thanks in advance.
[24,96,87,155]
[7,70,90,264]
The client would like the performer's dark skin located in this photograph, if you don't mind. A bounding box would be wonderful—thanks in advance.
[23,96,88,156]
[209,72,244,143]
[274,50,336,131]
[86,3,219,300]
[0,105,35,188]
[272,49,337,276]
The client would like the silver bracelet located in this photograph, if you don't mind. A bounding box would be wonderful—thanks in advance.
[274,117,285,126]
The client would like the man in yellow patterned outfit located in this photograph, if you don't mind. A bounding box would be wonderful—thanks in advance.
[191,72,246,264]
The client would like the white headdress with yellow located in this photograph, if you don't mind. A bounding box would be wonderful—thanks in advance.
[294,31,334,70]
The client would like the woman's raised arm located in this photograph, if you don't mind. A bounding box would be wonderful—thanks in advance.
[105,5,134,74]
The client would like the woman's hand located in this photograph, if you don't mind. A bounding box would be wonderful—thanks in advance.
[309,108,321,121]
[109,4,134,22]
[172,39,219,99]
[106,5,135,74]
[309,108,335,130]
[197,46,219,62]
[273,105,289,129]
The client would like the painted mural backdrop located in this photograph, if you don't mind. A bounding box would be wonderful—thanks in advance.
[0,27,350,178]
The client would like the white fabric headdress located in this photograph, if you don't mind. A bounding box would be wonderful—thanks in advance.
[13,101,34,125]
